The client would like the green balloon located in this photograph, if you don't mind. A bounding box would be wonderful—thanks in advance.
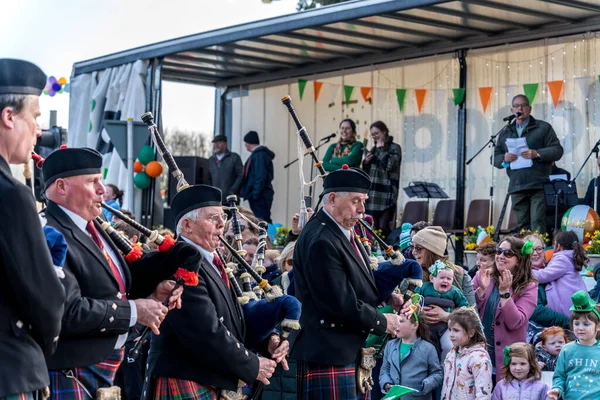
[138,145,155,165]
[134,172,151,189]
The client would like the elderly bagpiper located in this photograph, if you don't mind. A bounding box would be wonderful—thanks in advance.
[0,59,66,399]
[144,184,288,400]
[292,165,403,400]
[41,147,191,398]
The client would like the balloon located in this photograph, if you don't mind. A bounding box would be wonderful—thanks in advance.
[133,172,151,189]
[145,161,163,178]
[48,76,57,84]
[133,160,144,173]
[64,83,70,93]
[48,89,56,97]
[138,144,155,165]
[59,88,64,94]
[52,83,62,92]
[58,77,67,85]
[43,90,48,95]
[44,81,52,91]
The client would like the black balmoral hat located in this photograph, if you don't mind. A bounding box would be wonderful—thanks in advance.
[171,184,223,224]
[0,59,46,96]
[322,164,371,196]
[42,147,103,188]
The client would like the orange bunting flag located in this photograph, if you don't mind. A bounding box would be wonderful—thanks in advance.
[314,81,323,102]
[478,87,493,113]
[360,87,372,103]
[547,80,564,108]
[415,89,427,114]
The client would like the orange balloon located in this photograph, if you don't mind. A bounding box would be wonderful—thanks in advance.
[58,77,67,85]
[133,161,144,173]
[145,161,163,178]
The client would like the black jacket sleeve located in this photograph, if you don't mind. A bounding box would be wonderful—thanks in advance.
[0,185,65,355]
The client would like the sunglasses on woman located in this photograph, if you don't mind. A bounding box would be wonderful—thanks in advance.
[495,247,517,258]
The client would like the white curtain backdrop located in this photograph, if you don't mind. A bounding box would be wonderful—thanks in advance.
[230,33,600,229]
[69,60,148,213]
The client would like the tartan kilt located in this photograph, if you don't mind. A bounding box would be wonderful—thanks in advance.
[151,377,217,400]
[297,360,370,400]
[0,392,35,400]
[49,348,124,399]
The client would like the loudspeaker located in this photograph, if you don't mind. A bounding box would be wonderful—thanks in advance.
[167,156,210,205]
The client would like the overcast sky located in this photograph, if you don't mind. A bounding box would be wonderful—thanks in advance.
[1,0,297,134]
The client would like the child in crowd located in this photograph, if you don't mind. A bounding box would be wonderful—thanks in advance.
[417,260,468,354]
[548,291,600,400]
[534,231,588,318]
[470,243,496,278]
[441,308,493,400]
[536,326,568,372]
[379,307,442,400]
[492,342,550,399]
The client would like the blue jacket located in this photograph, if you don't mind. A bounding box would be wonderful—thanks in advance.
[379,337,443,400]
[242,146,275,202]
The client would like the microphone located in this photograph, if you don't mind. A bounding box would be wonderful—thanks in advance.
[320,133,336,141]
[503,112,522,122]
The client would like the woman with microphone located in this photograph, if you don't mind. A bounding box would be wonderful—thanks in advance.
[322,119,364,172]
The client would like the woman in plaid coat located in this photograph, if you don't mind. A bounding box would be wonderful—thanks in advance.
[362,121,402,237]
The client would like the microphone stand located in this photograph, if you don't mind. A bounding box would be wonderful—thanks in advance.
[283,136,334,169]
[571,138,600,212]
[466,119,513,227]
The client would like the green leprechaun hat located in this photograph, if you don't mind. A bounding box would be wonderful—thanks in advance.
[570,290,597,313]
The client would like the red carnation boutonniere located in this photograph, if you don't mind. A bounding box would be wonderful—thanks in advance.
[174,267,199,287]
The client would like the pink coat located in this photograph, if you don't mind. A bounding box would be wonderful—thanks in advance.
[472,272,538,369]
[441,343,493,400]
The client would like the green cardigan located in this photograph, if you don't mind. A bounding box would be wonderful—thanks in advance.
[322,141,364,172]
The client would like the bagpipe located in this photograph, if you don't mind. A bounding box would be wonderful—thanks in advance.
[141,112,301,398]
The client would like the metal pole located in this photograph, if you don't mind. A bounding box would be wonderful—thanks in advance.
[455,49,467,265]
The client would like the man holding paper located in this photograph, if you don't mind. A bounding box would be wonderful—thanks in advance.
[494,94,563,234]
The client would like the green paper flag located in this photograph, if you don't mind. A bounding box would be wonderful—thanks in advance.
[452,88,466,105]
[382,385,419,400]
[523,83,539,105]
[344,85,354,107]
[396,89,407,112]
[298,79,307,101]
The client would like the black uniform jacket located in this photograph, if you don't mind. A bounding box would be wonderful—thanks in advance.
[44,201,184,370]
[0,157,65,396]
[290,209,387,366]
[144,238,259,397]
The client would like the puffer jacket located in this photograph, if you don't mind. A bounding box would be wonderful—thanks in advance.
[441,344,493,400]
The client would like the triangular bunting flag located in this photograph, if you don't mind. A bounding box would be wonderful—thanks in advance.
[433,89,446,111]
[360,87,372,103]
[298,79,307,101]
[327,83,341,108]
[395,89,407,112]
[478,87,493,113]
[375,88,389,103]
[415,89,427,114]
[344,85,355,107]
[547,80,564,108]
[452,88,466,105]
[314,81,323,102]
[523,83,539,105]
[576,77,592,99]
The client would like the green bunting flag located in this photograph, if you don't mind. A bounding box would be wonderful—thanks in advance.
[523,83,539,105]
[298,79,307,100]
[344,85,355,107]
[452,88,466,105]
[396,89,407,112]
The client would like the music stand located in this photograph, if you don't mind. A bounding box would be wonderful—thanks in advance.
[404,181,449,207]
[543,180,578,233]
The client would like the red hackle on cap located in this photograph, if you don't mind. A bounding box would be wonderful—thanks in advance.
[59,144,68,149]
[342,164,349,169]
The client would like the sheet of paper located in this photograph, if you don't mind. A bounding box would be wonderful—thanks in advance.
[506,137,533,170]
[382,385,419,400]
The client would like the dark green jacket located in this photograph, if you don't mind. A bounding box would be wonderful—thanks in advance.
[322,141,364,172]
[530,284,570,329]
[493,116,563,193]
[260,360,297,400]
